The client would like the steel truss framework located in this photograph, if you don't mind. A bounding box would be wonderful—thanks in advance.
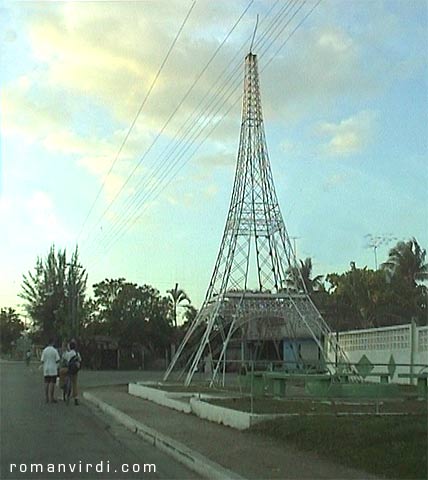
[164,52,356,386]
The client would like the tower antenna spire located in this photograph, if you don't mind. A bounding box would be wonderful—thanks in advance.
[249,14,259,53]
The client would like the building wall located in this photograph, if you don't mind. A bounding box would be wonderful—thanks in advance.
[328,323,428,384]
[283,338,319,370]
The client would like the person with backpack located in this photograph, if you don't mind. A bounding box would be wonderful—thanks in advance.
[62,340,82,405]
[58,341,70,391]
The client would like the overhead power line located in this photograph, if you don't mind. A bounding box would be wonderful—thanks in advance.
[81,1,322,270]
[81,0,287,263]
[82,0,313,267]
[77,0,197,242]
[81,0,261,260]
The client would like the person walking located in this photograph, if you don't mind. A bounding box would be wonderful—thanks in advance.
[25,349,32,366]
[62,340,82,406]
[58,341,69,393]
[40,339,60,403]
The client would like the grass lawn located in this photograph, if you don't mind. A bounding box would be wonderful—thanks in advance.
[249,414,427,479]
[147,381,427,477]
[206,397,427,414]
[150,383,226,393]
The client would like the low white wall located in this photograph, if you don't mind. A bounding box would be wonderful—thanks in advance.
[129,383,284,430]
[128,383,192,413]
[190,397,251,430]
[329,323,428,384]
[189,397,283,430]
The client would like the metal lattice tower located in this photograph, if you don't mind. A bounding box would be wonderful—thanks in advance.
[164,53,356,386]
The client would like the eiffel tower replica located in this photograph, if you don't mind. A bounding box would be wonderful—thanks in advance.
[164,51,357,386]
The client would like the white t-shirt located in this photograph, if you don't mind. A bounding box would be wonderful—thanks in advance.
[63,349,82,364]
[41,345,60,376]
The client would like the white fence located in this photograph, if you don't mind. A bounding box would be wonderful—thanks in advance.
[328,323,428,384]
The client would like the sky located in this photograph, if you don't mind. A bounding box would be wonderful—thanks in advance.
[1,0,427,317]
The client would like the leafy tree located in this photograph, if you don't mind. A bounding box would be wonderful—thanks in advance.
[182,305,198,328]
[90,278,126,326]
[89,279,174,355]
[20,245,87,342]
[0,308,25,354]
[325,263,393,330]
[167,283,190,327]
[322,238,428,330]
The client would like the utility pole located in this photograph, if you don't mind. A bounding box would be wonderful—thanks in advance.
[67,262,83,339]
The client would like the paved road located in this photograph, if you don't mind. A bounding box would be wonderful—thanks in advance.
[0,362,199,479]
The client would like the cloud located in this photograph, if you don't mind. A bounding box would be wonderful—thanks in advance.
[197,151,236,169]
[279,140,306,159]
[2,76,153,205]
[317,110,376,157]
[0,190,71,248]
[2,75,68,142]
[261,25,366,122]
[2,1,402,165]
[317,29,353,53]
[1,0,422,216]
[9,2,369,159]
[6,1,424,142]
[27,191,54,225]
[21,1,242,131]
[2,1,249,215]
[322,173,348,191]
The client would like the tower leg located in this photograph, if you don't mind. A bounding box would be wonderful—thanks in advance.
[163,314,200,381]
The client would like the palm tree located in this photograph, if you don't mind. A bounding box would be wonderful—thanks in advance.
[381,237,428,286]
[287,257,323,293]
[167,283,190,327]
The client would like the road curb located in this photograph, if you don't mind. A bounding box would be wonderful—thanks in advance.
[83,391,246,480]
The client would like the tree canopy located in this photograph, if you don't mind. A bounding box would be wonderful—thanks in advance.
[20,245,87,342]
[315,238,427,330]
[0,308,25,354]
[13,236,427,357]
[86,278,174,355]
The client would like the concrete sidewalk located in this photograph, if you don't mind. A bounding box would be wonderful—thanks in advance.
[83,385,376,480]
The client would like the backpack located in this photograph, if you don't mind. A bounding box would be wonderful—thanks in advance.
[68,354,80,375]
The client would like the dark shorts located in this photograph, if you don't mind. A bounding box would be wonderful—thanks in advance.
[44,375,57,384]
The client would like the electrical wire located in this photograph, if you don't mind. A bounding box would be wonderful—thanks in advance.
[77,0,197,241]
[82,1,322,271]
[80,0,291,263]
[80,0,264,259]
[82,0,306,268]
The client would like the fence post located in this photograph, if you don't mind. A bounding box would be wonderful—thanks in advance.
[410,319,417,386]
[250,360,254,415]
